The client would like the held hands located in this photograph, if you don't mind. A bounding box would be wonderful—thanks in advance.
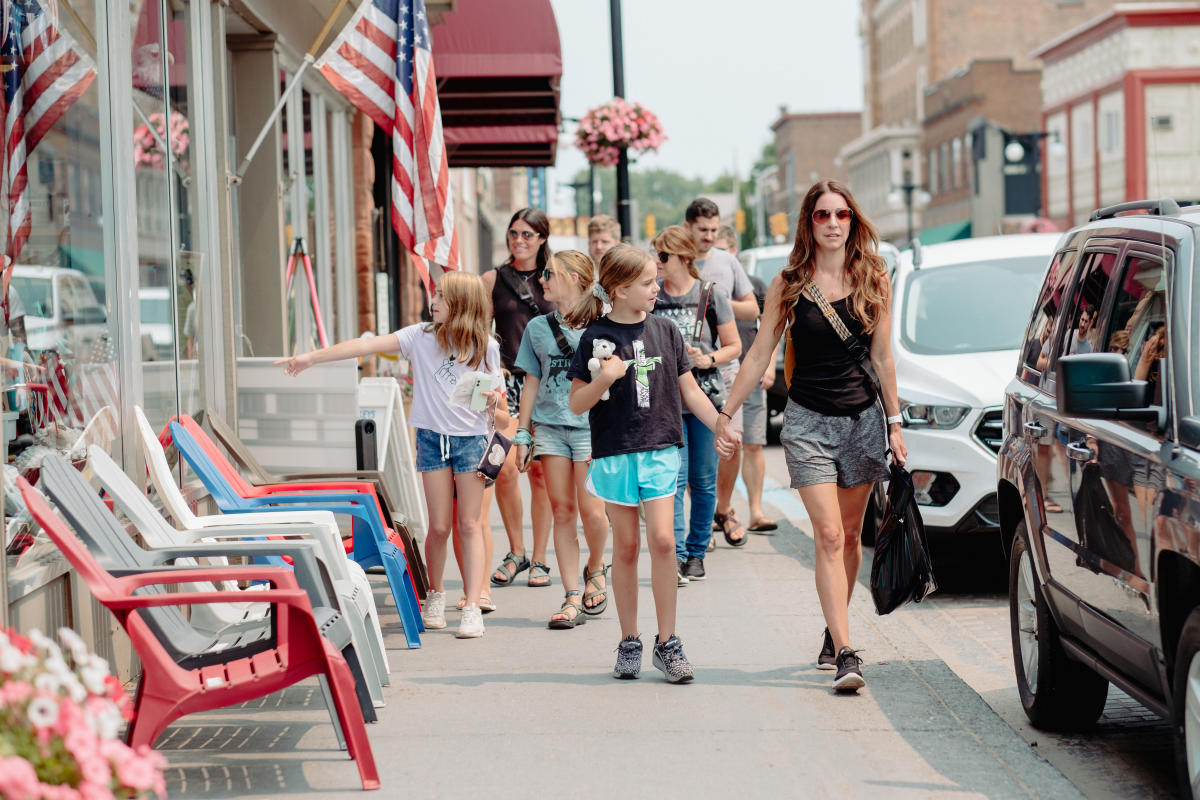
[275,352,314,377]
[713,415,741,460]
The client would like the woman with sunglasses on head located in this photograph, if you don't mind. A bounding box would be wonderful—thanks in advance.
[650,226,742,584]
[481,208,556,592]
[715,180,906,693]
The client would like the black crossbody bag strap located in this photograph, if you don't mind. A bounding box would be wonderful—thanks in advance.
[496,265,541,315]
[803,281,882,397]
[544,313,574,357]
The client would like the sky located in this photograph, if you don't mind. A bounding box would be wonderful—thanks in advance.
[545,0,865,215]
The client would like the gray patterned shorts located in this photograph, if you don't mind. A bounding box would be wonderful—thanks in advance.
[781,399,889,489]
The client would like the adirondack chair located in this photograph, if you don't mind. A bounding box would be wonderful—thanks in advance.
[36,454,377,720]
[167,420,425,649]
[192,408,429,599]
[133,405,399,666]
[85,444,390,708]
[16,472,381,791]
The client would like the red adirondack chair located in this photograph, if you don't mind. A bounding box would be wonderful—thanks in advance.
[16,476,381,791]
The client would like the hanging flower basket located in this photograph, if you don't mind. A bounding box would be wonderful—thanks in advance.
[575,98,665,167]
[133,110,189,170]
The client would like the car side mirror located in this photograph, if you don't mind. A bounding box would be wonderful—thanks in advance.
[1056,353,1157,422]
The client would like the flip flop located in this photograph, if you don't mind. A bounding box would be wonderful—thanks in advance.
[747,517,778,532]
[491,551,530,586]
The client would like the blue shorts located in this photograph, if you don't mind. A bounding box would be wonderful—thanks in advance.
[533,423,591,462]
[414,428,488,474]
[587,447,680,507]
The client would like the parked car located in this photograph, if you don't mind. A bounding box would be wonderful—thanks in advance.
[738,241,901,428]
[995,199,1200,796]
[861,233,1061,545]
[8,266,108,357]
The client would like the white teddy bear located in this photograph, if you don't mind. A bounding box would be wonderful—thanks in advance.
[588,338,618,401]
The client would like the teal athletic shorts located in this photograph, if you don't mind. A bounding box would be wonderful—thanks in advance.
[586,446,680,507]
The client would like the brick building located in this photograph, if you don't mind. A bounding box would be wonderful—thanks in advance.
[768,109,861,229]
[844,0,1129,243]
[1035,2,1200,229]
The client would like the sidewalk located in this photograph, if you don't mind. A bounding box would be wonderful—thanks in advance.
[160,485,1086,799]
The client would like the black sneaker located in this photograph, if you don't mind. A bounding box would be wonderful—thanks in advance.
[816,627,837,670]
[833,646,865,692]
[677,559,689,586]
[613,635,643,679]
[652,634,695,683]
[684,556,706,581]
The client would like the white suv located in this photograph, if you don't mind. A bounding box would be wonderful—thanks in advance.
[865,233,1061,544]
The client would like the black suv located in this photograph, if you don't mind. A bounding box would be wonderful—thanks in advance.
[996,199,1200,795]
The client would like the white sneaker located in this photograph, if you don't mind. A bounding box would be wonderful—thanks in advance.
[456,604,485,639]
[423,591,447,629]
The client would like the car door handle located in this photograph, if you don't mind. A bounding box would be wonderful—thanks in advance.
[1023,421,1046,437]
[1066,442,1094,461]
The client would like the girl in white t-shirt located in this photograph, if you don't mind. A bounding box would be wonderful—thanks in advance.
[276,271,504,640]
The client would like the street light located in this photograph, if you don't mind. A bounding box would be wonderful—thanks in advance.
[887,149,931,246]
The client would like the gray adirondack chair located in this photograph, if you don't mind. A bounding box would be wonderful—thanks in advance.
[84,444,389,708]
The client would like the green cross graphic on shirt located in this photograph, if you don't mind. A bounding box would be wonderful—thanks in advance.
[623,339,660,408]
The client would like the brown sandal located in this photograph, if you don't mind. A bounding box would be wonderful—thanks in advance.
[715,510,747,547]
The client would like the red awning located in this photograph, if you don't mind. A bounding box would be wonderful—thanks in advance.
[433,0,562,167]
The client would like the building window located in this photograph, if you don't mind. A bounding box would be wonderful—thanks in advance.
[927,148,938,194]
[1100,109,1122,155]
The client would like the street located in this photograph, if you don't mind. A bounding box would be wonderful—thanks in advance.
[155,443,1176,799]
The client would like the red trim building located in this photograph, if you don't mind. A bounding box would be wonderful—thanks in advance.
[1034,3,1200,228]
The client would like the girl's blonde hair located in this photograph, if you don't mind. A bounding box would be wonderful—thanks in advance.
[776,179,889,336]
[562,244,652,328]
[427,271,493,369]
[651,225,700,280]
[548,250,596,324]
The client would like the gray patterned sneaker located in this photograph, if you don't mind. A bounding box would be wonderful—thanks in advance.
[613,635,643,679]
[833,646,865,692]
[817,627,837,670]
[652,634,695,683]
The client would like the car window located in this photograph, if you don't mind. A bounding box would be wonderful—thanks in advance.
[752,255,789,284]
[898,255,1049,355]
[1049,250,1118,380]
[10,277,53,318]
[1019,250,1076,385]
[1103,253,1167,410]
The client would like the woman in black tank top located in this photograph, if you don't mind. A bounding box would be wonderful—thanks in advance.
[480,208,555,597]
[714,181,907,693]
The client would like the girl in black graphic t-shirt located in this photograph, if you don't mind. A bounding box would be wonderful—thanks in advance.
[716,180,907,694]
[566,245,736,683]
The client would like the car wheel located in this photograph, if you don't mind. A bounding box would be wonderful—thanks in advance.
[860,482,884,547]
[1009,523,1108,729]
[1172,608,1200,799]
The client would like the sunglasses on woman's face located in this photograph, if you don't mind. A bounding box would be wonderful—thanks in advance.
[656,251,673,264]
[507,229,539,241]
[812,208,854,223]
[540,266,555,281]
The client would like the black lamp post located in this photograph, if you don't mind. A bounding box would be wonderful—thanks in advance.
[609,0,632,240]
[898,149,919,245]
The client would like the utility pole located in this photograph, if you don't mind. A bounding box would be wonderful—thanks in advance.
[609,0,632,239]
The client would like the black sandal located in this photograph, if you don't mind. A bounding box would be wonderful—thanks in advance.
[715,510,747,548]
[490,551,530,586]
[582,564,609,615]
[548,591,587,629]
[527,561,552,587]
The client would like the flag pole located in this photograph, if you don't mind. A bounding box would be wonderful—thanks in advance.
[233,0,352,182]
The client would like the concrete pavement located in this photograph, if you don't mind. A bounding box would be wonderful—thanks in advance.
[157,471,1091,799]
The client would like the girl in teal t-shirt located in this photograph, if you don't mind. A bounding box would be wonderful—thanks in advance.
[513,251,611,629]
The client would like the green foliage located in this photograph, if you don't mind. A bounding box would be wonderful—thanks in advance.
[570,167,747,239]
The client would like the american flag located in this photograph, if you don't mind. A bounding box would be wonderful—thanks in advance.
[317,0,458,290]
[1,0,96,269]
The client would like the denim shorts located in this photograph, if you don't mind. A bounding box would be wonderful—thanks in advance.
[533,423,591,462]
[414,427,488,474]
[780,400,888,489]
[587,447,680,506]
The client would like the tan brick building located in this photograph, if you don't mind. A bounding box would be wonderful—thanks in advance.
[845,0,1132,243]
[768,109,861,231]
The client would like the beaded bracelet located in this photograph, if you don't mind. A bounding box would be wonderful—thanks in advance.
[512,427,534,446]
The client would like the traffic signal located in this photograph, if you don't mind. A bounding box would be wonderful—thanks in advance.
[735,209,746,233]
[644,213,656,238]
[769,212,789,239]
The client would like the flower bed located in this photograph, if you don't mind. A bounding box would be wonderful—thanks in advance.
[0,627,166,800]
[575,98,665,167]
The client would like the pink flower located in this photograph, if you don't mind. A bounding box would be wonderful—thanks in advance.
[0,755,40,799]
[115,751,159,792]
[78,754,111,786]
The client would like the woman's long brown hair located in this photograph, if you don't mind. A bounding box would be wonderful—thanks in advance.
[776,179,889,336]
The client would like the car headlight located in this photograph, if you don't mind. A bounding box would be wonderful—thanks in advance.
[899,398,970,429]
